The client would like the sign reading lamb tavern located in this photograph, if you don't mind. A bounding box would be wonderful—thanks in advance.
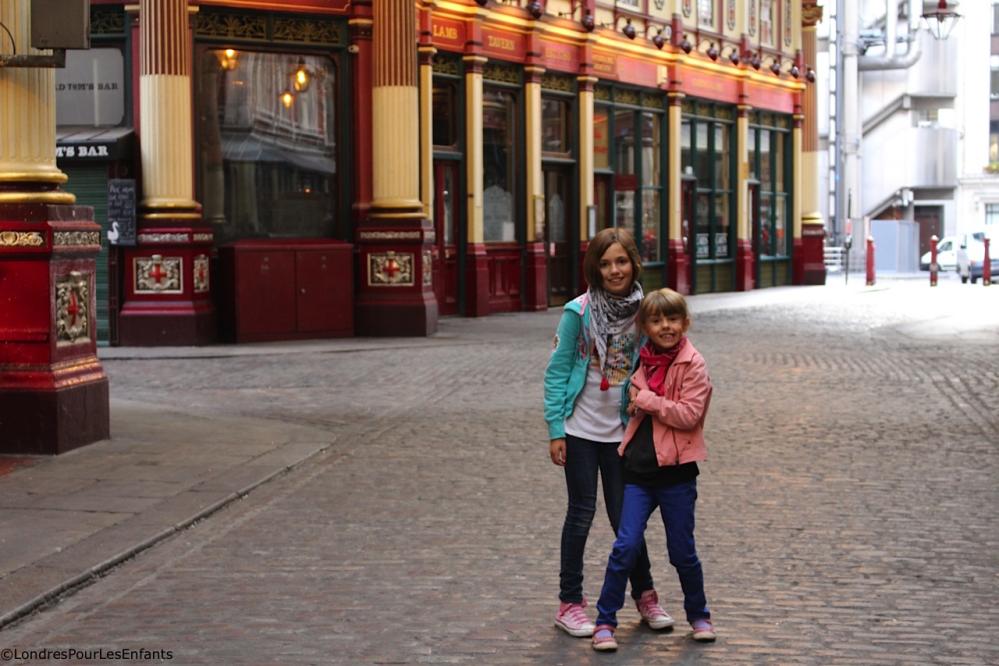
[56,49,125,127]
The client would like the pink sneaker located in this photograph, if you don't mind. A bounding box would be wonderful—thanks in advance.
[554,598,595,637]
[591,625,618,652]
[691,618,716,642]
[636,589,674,630]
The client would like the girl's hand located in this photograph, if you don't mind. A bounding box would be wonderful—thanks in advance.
[627,400,638,416]
[549,438,567,466]
[629,386,639,401]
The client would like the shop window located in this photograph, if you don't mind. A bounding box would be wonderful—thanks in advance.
[197,49,338,244]
[990,121,999,163]
[542,97,570,155]
[433,81,459,149]
[483,87,518,242]
[698,0,715,29]
[761,0,776,47]
[682,111,734,261]
[986,203,999,226]
[749,121,791,257]
[596,93,666,262]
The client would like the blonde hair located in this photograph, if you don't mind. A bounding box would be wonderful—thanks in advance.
[637,288,690,327]
[582,227,642,291]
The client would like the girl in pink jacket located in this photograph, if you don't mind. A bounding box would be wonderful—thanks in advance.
[591,288,716,651]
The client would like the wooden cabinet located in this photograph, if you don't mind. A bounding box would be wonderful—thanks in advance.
[218,240,353,342]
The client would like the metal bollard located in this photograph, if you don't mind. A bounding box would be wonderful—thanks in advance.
[866,236,876,286]
[929,234,939,287]
[985,237,992,287]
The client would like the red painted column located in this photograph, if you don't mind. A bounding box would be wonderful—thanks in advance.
[983,237,992,286]
[866,236,876,286]
[735,103,754,291]
[0,0,109,453]
[929,235,939,286]
[350,1,374,227]
[522,31,548,311]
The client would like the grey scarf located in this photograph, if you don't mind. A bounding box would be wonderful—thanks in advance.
[587,282,644,385]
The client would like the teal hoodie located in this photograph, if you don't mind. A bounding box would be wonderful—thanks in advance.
[543,293,641,440]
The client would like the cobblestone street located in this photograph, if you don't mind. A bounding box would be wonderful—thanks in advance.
[1,282,998,664]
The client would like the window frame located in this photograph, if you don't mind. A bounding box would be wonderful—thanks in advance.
[681,102,736,264]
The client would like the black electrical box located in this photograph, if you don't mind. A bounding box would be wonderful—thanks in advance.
[31,0,90,50]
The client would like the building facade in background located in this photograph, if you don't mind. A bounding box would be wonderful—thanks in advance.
[48,0,817,344]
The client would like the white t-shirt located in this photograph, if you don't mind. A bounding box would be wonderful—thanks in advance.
[564,330,637,443]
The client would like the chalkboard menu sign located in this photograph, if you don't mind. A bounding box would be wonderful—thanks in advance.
[107,178,136,246]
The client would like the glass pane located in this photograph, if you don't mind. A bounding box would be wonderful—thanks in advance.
[641,112,661,187]
[483,88,517,242]
[641,189,661,262]
[759,192,773,255]
[615,190,635,230]
[433,82,456,148]
[198,50,338,244]
[714,193,729,258]
[775,194,787,256]
[681,121,693,176]
[615,110,635,175]
[443,166,455,245]
[694,123,711,185]
[547,171,567,243]
[594,108,610,170]
[542,97,569,154]
[759,129,773,189]
[747,128,757,179]
[714,124,729,190]
[695,192,711,259]
[698,0,715,28]
[774,131,785,193]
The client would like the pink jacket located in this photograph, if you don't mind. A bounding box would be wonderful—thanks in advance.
[618,340,712,466]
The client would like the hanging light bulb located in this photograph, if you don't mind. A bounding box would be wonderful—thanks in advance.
[292,57,311,93]
[218,48,239,71]
[280,89,295,109]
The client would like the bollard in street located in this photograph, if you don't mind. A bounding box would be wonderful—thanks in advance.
[985,237,992,287]
[866,236,876,286]
[929,234,939,287]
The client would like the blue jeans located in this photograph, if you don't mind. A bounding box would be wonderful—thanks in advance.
[559,435,654,603]
[595,480,710,626]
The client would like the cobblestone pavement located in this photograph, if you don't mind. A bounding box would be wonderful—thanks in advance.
[2,281,998,664]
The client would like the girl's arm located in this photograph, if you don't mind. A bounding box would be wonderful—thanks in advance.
[633,356,712,430]
[543,310,582,440]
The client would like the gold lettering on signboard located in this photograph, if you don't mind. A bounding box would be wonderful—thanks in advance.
[487,35,516,51]
[433,24,458,40]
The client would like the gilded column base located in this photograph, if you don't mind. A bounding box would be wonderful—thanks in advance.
[354,209,438,336]
[0,201,110,454]
[117,207,217,346]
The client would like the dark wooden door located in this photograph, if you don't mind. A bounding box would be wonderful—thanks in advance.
[915,205,943,258]
[544,165,572,306]
[433,160,459,315]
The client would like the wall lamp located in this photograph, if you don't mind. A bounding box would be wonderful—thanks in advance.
[921,0,961,40]
[758,54,803,79]
[648,25,671,50]
[526,1,543,19]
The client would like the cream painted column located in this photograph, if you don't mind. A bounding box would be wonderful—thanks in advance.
[355,0,436,335]
[736,107,750,243]
[801,2,823,224]
[419,44,436,220]
[735,104,754,290]
[464,56,485,244]
[577,76,596,242]
[139,0,198,213]
[525,67,544,242]
[0,0,71,203]
[792,118,803,240]
[122,0,214,346]
[371,0,422,212]
[666,91,690,293]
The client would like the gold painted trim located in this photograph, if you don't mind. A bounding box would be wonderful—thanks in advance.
[53,231,101,246]
[0,231,45,247]
[141,212,203,221]
[0,192,76,204]
[349,18,374,27]
[0,172,68,184]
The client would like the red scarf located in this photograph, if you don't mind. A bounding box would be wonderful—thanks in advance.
[639,337,686,396]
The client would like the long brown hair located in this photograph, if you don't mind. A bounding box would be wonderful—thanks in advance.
[582,227,642,291]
